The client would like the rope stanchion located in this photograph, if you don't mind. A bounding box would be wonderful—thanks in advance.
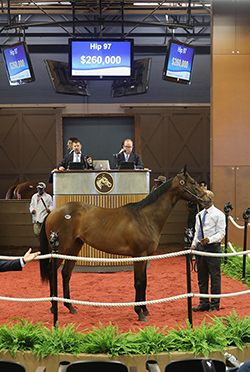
[50,231,59,327]
[224,202,233,264]
[242,208,250,278]
[184,228,193,328]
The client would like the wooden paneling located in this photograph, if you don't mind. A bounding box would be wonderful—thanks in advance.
[139,108,210,184]
[0,108,61,199]
[0,200,38,248]
[129,107,210,245]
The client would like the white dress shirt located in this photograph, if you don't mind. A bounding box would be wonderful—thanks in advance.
[29,192,54,223]
[192,204,226,248]
[73,152,82,162]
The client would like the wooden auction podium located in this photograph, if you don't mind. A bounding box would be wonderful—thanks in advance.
[53,170,150,271]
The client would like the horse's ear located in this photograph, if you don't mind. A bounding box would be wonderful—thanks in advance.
[179,164,187,175]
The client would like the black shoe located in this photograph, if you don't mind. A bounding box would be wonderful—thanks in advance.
[209,305,220,312]
[192,304,210,312]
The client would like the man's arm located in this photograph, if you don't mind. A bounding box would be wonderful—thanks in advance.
[134,153,144,169]
[29,194,36,214]
[45,194,54,212]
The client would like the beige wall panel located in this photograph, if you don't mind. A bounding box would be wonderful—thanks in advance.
[212,55,250,166]
[235,167,250,221]
[236,3,250,54]
[212,166,235,216]
[212,167,250,250]
[212,1,236,55]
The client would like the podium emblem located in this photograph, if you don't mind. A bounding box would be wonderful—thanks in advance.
[94,172,114,194]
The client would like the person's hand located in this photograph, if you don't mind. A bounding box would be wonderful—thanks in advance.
[46,208,50,213]
[51,168,57,173]
[59,166,65,171]
[200,237,209,245]
[191,245,196,250]
[87,157,93,165]
[32,210,36,214]
[23,248,41,263]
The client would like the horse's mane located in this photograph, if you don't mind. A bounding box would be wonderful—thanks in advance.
[126,177,173,211]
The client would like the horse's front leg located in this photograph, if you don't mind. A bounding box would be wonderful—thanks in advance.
[133,260,149,322]
[62,259,77,314]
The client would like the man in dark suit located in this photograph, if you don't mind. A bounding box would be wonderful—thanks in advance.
[0,248,40,272]
[113,138,144,169]
[57,139,94,171]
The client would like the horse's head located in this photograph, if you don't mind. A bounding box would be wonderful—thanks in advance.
[176,165,211,208]
[99,176,112,187]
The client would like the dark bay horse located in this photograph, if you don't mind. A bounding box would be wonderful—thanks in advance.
[39,165,211,322]
[5,181,53,199]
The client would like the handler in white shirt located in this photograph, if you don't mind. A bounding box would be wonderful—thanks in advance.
[191,190,226,313]
[29,182,53,241]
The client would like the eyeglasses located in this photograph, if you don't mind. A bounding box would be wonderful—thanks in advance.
[124,146,133,148]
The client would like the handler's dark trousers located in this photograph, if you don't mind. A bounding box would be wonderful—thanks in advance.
[196,242,222,307]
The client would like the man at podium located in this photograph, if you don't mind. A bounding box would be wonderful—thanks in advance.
[113,138,144,170]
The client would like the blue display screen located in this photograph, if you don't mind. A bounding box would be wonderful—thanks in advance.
[163,41,195,83]
[70,39,133,78]
[3,43,32,83]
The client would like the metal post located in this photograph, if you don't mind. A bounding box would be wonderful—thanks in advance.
[223,202,233,264]
[50,231,59,327]
[184,227,193,328]
[242,208,250,278]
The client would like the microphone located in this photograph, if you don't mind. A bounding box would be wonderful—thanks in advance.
[113,148,125,158]
[75,149,80,155]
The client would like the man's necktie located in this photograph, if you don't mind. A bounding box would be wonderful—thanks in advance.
[76,155,80,162]
[125,154,129,162]
[197,210,208,241]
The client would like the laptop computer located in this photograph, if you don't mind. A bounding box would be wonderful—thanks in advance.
[68,162,84,170]
[119,161,135,170]
[93,160,111,171]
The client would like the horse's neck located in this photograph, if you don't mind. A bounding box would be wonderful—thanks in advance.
[143,187,181,231]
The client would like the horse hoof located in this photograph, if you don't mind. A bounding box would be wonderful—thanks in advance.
[143,310,150,316]
[138,313,148,322]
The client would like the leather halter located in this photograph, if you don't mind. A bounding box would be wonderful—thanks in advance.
[177,173,208,203]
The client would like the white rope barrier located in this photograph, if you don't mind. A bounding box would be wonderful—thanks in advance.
[1,247,249,263]
[0,243,249,310]
[1,248,250,264]
[0,296,52,303]
[1,287,250,307]
[229,215,250,229]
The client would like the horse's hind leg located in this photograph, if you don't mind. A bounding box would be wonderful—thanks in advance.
[62,259,78,314]
[62,238,83,314]
[133,260,149,322]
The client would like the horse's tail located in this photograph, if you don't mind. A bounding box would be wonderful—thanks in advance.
[39,215,51,282]
[5,185,17,199]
